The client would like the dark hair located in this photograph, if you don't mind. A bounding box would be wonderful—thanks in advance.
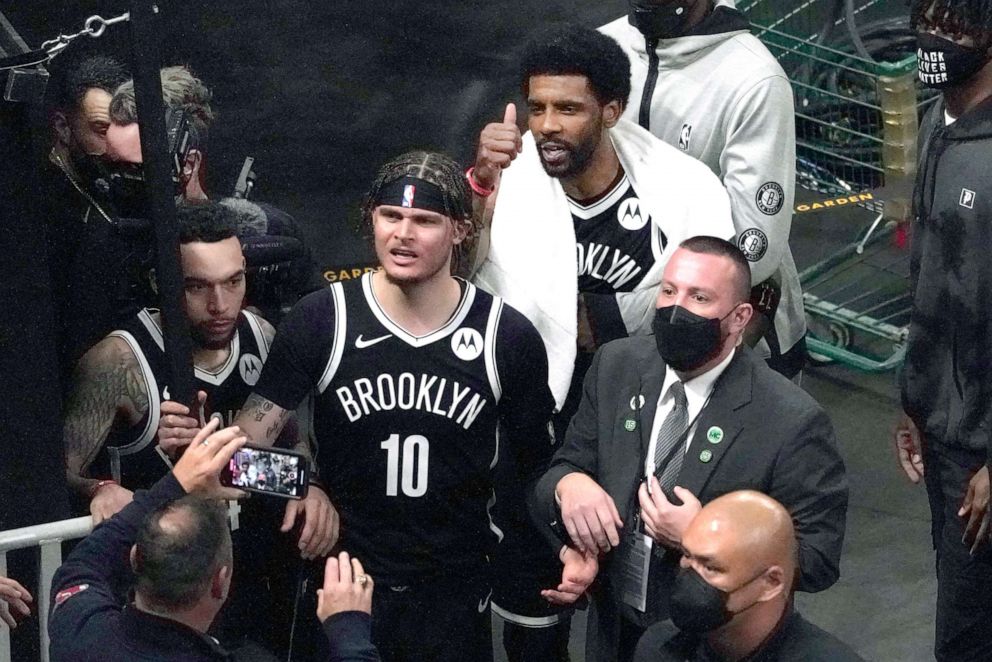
[911,0,992,43]
[110,65,215,140]
[177,202,239,244]
[679,236,752,303]
[361,150,474,272]
[519,24,631,108]
[50,55,129,114]
[133,496,231,612]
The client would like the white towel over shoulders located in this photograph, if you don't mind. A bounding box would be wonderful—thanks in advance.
[474,118,734,408]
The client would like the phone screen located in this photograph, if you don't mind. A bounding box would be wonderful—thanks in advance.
[221,445,309,499]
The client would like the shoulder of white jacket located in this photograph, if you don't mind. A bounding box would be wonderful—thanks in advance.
[715,33,790,81]
[614,120,724,186]
[598,15,631,39]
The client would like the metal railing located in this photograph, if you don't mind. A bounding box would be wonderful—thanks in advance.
[0,517,93,662]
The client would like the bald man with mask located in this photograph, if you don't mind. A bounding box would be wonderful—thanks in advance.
[634,491,862,662]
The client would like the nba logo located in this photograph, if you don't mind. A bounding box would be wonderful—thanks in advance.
[402,184,416,208]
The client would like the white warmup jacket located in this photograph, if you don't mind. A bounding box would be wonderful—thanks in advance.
[601,0,806,361]
[472,119,733,409]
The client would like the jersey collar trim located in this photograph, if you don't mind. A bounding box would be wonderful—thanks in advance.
[361,272,476,347]
[567,173,631,220]
[137,309,241,386]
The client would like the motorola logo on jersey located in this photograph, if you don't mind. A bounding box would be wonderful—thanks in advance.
[451,328,484,361]
[239,353,263,386]
[617,198,649,231]
[335,372,488,430]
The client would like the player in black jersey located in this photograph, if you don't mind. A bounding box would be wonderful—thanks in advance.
[63,202,337,655]
[162,151,556,662]
[467,29,736,661]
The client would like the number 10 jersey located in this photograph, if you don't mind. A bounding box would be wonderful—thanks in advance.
[254,273,554,586]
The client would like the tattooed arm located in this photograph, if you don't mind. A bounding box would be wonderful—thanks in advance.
[64,337,149,519]
[233,393,293,447]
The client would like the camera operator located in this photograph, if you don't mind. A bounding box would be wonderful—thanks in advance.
[103,65,322,324]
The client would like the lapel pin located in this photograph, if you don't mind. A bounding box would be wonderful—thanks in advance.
[624,419,637,432]
[706,426,724,444]
[699,449,713,463]
[630,395,645,411]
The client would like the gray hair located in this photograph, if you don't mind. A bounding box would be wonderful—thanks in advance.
[109,65,216,139]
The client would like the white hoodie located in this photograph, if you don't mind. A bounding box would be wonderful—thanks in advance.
[601,0,806,361]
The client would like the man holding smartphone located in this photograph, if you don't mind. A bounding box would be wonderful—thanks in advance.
[63,202,337,656]
[161,150,557,662]
[64,201,334,548]
[52,419,382,662]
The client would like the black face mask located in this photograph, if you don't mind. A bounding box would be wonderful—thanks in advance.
[669,566,765,633]
[68,152,105,189]
[95,161,151,219]
[628,0,693,41]
[652,304,733,372]
[917,32,990,89]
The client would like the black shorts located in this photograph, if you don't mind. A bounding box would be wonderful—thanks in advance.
[490,521,572,628]
[371,574,493,662]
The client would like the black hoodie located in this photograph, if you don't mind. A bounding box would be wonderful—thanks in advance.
[902,96,992,463]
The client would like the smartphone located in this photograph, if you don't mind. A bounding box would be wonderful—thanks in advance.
[221,445,309,500]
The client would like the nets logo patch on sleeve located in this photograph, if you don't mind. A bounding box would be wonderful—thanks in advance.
[756,182,785,216]
[738,228,769,262]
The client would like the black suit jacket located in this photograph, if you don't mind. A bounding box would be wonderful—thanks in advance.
[530,339,848,660]
[633,608,864,662]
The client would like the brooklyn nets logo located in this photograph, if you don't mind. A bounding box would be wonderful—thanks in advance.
[756,182,785,216]
[617,198,649,231]
[239,353,263,386]
[738,228,769,262]
[451,328,484,361]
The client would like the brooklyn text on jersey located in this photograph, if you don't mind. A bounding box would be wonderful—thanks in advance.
[569,173,662,294]
[335,372,488,429]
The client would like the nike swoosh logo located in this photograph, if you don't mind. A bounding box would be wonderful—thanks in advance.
[477,590,492,613]
[355,334,392,349]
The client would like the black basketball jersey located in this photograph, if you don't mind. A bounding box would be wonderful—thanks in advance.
[254,273,555,586]
[92,308,270,490]
[570,173,666,294]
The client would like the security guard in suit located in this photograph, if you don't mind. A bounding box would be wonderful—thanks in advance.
[530,237,848,662]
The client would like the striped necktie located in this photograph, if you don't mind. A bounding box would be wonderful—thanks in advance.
[653,380,689,493]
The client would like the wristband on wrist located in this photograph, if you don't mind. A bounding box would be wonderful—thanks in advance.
[90,479,118,498]
[465,167,495,197]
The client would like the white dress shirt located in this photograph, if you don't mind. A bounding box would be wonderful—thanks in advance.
[644,349,736,478]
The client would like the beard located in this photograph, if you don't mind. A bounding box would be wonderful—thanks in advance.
[536,116,603,180]
[190,321,237,351]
